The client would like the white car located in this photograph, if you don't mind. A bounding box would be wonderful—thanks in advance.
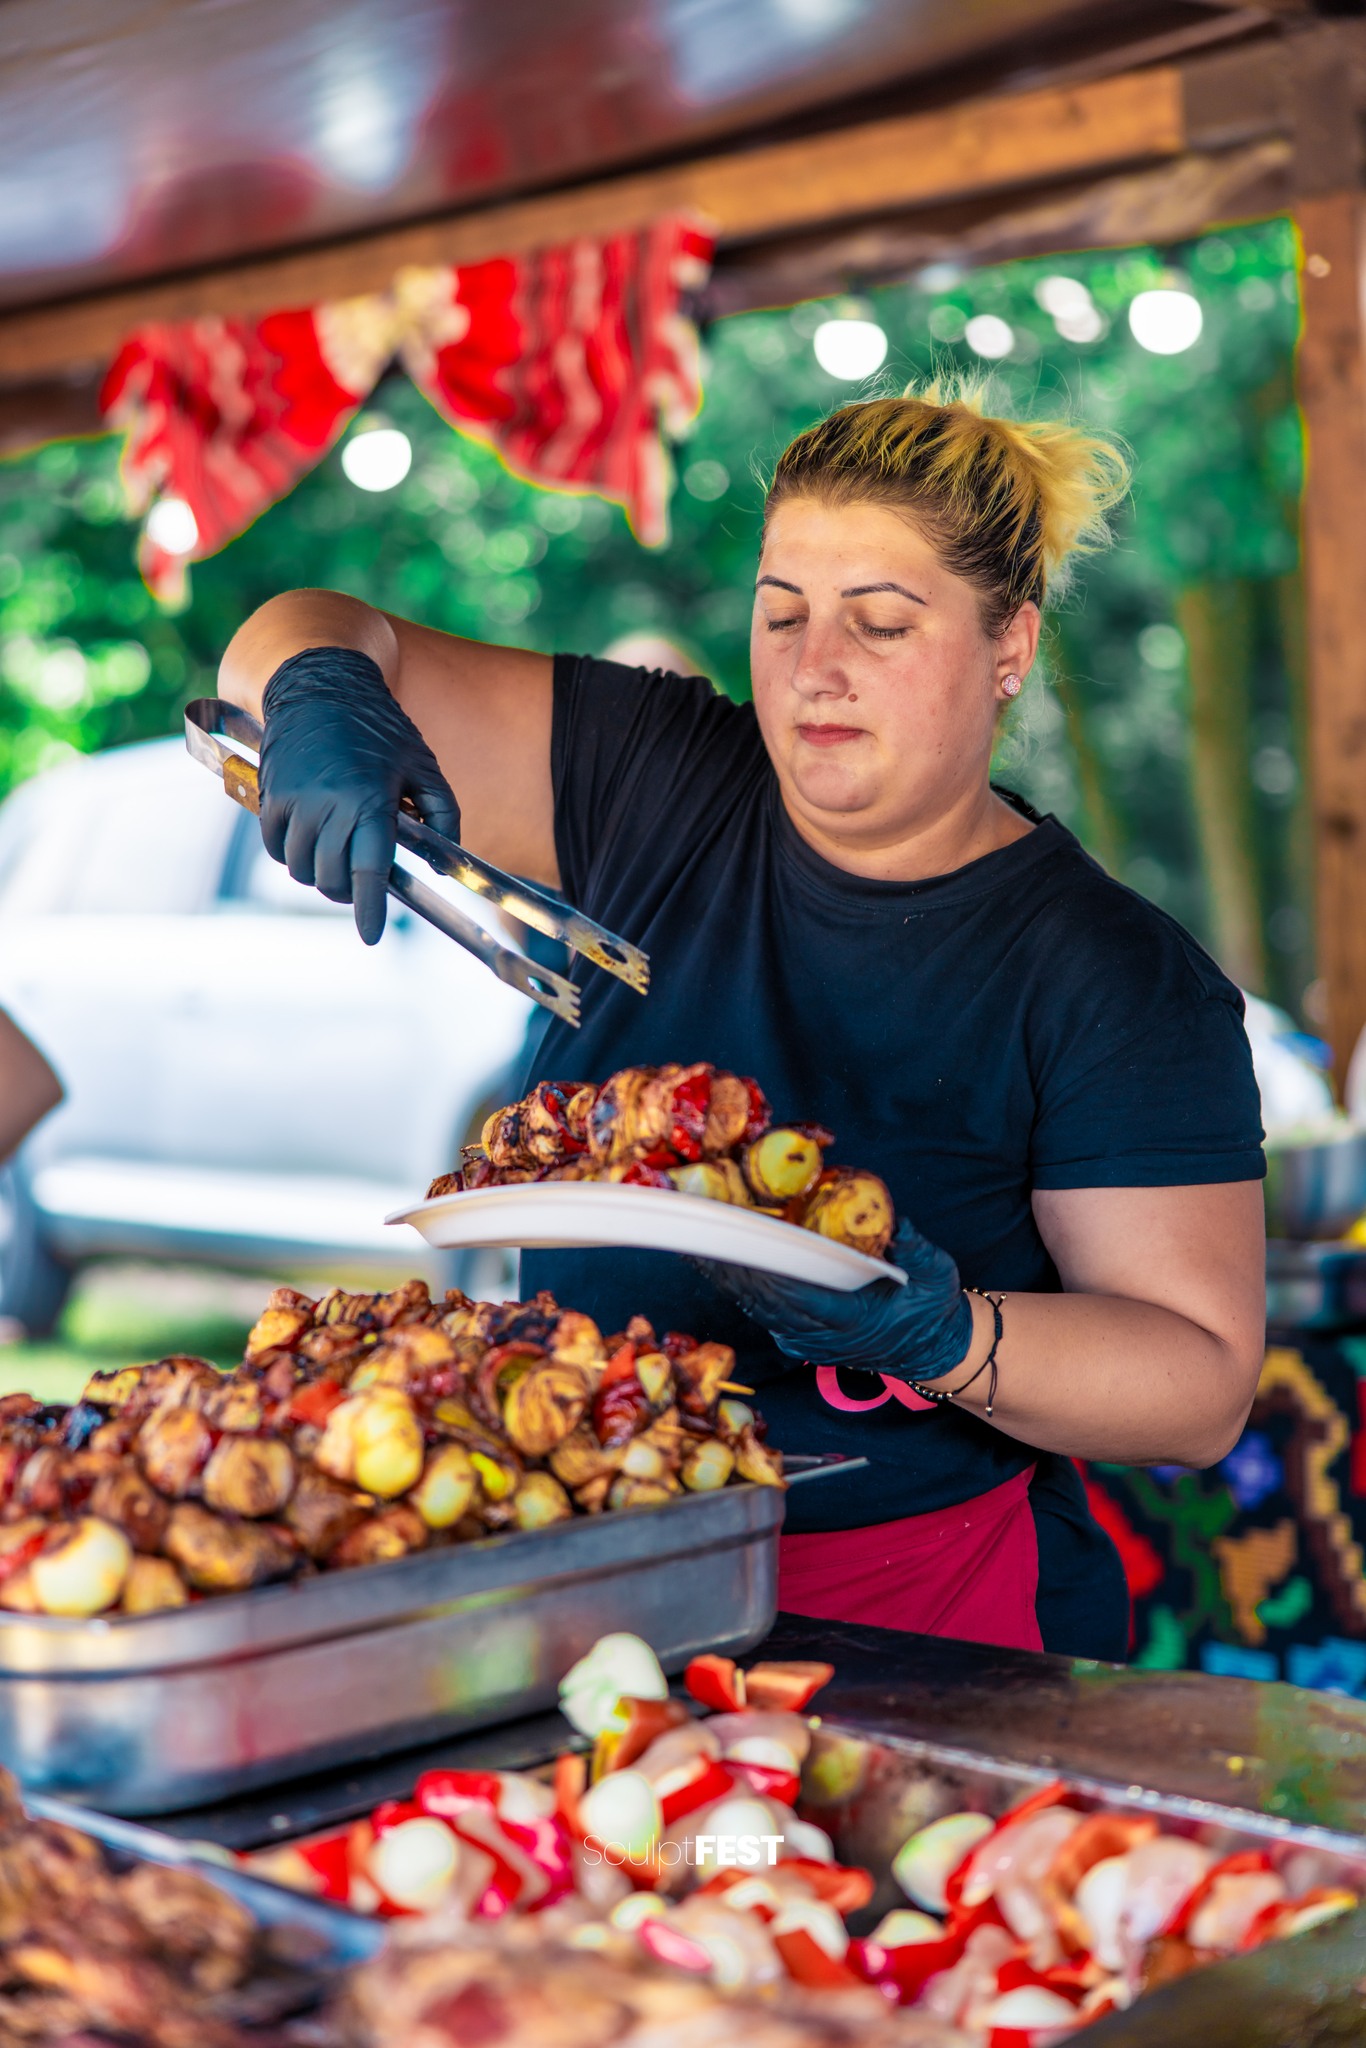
[0,737,536,1330]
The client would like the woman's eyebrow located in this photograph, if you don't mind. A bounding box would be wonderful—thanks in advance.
[755,575,804,594]
[841,581,927,604]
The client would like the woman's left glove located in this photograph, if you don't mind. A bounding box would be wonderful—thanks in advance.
[692,1216,973,1384]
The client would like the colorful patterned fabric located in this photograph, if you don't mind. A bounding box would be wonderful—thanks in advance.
[99,217,713,601]
[1084,1333,1366,1694]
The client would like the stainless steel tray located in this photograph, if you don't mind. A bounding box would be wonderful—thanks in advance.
[802,1718,1366,2048]
[227,1709,1366,2046]
[0,1482,785,1814]
[802,1720,1366,2039]
[13,1790,380,2035]
[28,1790,384,1968]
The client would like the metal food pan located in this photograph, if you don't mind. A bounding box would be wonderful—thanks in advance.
[28,1791,384,1969]
[0,1481,785,1815]
[14,1791,380,2036]
[231,1711,1366,2046]
[802,1720,1366,2048]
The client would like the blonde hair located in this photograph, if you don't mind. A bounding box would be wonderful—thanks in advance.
[765,380,1129,634]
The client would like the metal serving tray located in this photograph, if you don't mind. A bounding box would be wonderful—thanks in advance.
[28,1791,383,1969]
[0,1482,784,1815]
[14,1791,380,2036]
[800,1718,1366,2047]
[225,1709,1366,2047]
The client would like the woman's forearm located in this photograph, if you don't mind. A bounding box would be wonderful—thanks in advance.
[218,591,399,722]
[938,1287,1260,1468]
[0,1013,62,1162]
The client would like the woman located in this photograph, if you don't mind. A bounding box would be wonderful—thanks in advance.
[219,386,1266,1662]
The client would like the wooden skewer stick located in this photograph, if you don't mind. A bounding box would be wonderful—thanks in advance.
[718,1381,755,1395]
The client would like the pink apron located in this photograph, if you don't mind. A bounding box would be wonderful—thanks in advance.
[776,1366,1043,1652]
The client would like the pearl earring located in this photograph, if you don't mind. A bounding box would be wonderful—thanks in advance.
[1001,673,1023,698]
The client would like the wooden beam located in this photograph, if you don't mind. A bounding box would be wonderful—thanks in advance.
[0,66,1185,383]
[1294,190,1366,1078]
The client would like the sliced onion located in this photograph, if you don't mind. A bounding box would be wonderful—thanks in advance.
[982,1985,1085,2030]
[578,1769,661,1860]
[368,1816,461,1911]
[30,1518,131,1618]
[871,1907,944,1947]
[892,1811,994,1912]
[559,1632,668,1737]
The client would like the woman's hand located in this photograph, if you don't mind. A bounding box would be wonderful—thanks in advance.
[693,1217,974,1382]
[697,1183,1266,1469]
[258,648,461,943]
[218,590,559,890]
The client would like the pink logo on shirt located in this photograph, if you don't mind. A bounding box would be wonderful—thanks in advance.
[814,1367,935,1413]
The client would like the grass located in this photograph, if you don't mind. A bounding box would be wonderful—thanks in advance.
[0,1263,266,1404]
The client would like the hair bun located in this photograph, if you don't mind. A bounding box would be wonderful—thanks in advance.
[767,378,1130,631]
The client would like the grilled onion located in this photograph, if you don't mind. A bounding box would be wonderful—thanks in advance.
[120,1555,190,1615]
[202,1435,296,1519]
[512,1472,574,1530]
[801,1167,895,1259]
[411,1444,477,1529]
[163,1504,297,1592]
[31,1517,132,1617]
[742,1128,824,1204]
[502,1363,591,1458]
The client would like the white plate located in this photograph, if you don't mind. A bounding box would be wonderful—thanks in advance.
[386,1181,905,1292]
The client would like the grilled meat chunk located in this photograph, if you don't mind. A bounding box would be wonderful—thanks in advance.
[162,1504,298,1593]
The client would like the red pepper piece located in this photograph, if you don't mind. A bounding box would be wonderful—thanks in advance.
[868,1899,1005,2003]
[876,1929,966,2001]
[594,1696,691,1777]
[660,1758,737,1825]
[500,1814,576,1910]
[416,1767,505,1817]
[743,1080,771,1143]
[1040,1960,1099,1995]
[619,1163,674,1189]
[773,1927,862,1990]
[727,1761,800,1807]
[666,1072,713,1162]
[599,1343,638,1388]
[371,1799,424,1835]
[742,1661,834,1712]
[554,1751,589,1837]
[593,1377,652,1447]
[684,1654,746,1711]
[296,1829,353,1903]
[779,1858,875,1915]
[1161,1848,1273,1940]
[1238,1885,1355,1951]
[995,1956,1084,1999]
[0,1528,46,1584]
[285,1379,346,1428]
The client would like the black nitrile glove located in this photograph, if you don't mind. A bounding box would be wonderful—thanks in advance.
[692,1216,974,1383]
[259,647,460,944]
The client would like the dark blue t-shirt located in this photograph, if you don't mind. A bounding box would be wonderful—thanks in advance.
[522,657,1266,1661]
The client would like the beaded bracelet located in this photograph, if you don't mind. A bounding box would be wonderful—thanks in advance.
[913,1290,1005,1419]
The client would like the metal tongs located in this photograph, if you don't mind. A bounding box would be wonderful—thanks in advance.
[184,700,649,1027]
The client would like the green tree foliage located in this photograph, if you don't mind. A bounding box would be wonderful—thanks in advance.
[0,217,1307,1006]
